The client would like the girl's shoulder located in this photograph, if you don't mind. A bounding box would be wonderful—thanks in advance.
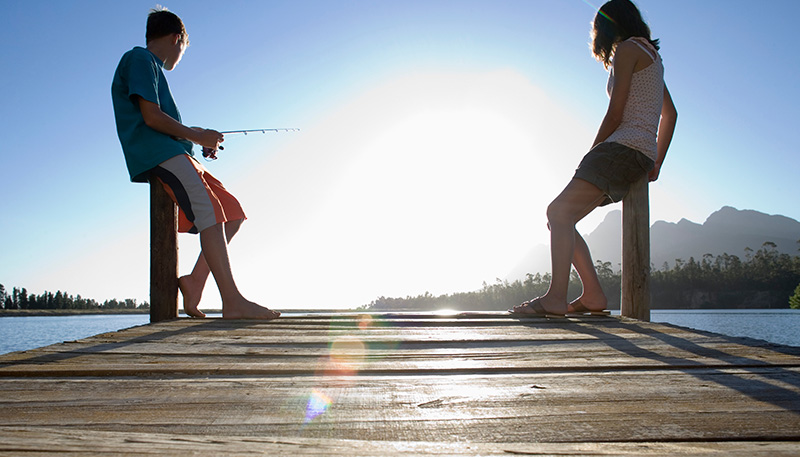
[624,37,659,57]
[616,38,659,66]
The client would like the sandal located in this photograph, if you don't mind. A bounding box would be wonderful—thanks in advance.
[509,298,565,318]
[567,299,610,316]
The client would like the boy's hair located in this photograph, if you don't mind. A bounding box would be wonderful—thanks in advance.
[146,7,188,44]
[591,0,659,69]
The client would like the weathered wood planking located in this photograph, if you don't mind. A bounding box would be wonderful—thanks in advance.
[1,312,800,455]
[3,428,800,456]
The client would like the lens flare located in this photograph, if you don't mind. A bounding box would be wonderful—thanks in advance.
[303,315,404,428]
[582,0,616,24]
[304,389,333,424]
[357,314,374,330]
[326,338,367,376]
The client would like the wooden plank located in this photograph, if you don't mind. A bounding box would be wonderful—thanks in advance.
[2,316,798,377]
[1,313,800,454]
[2,427,799,456]
[2,344,798,377]
[149,178,178,323]
[1,370,799,442]
[622,174,651,321]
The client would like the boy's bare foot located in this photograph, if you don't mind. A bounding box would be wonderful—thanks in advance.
[178,275,206,318]
[222,298,281,320]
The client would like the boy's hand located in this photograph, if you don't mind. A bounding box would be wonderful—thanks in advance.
[193,128,225,150]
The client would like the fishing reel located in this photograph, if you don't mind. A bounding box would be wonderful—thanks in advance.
[202,146,223,161]
[201,128,299,161]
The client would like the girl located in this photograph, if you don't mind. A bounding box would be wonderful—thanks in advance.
[512,0,677,316]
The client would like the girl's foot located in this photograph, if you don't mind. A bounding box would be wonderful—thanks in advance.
[509,297,566,317]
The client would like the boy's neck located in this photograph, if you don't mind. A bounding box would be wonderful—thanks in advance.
[146,43,169,64]
[146,34,182,71]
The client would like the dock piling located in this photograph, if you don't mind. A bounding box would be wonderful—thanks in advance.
[621,174,651,321]
[149,178,178,322]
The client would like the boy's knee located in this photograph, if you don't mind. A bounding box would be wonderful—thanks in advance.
[199,222,224,235]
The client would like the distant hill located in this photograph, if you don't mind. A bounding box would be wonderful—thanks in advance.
[508,206,800,279]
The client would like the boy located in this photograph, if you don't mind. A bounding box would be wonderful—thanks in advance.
[111,8,279,319]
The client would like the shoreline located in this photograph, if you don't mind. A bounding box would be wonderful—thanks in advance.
[3,307,793,318]
[0,309,149,317]
[0,308,359,317]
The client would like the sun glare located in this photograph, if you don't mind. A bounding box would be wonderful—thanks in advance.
[227,69,595,308]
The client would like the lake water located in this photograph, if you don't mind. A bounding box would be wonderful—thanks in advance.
[1,309,799,355]
[648,309,800,347]
[0,314,151,355]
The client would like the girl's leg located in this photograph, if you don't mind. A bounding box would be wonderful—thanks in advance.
[570,230,608,311]
[514,178,606,315]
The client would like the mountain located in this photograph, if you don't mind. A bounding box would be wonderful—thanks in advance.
[507,206,800,279]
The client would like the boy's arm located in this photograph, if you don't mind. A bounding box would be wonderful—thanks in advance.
[137,97,223,150]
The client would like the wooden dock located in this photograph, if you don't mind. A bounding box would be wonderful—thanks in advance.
[2,312,800,455]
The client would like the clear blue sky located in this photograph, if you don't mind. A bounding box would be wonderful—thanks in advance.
[1,0,798,309]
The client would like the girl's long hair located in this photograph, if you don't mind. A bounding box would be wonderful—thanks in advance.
[591,0,660,68]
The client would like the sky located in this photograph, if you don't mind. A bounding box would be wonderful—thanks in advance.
[1,0,798,310]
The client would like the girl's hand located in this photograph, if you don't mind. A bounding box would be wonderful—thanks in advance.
[648,163,662,182]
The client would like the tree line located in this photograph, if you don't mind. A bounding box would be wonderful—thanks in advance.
[4,242,798,313]
[0,284,148,311]
[361,242,800,312]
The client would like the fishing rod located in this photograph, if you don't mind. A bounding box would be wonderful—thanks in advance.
[222,128,300,135]
[202,128,300,160]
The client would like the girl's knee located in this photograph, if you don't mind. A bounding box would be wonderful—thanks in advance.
[546,202,571,227]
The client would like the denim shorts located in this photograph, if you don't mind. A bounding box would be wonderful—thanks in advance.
[573,142,654,206]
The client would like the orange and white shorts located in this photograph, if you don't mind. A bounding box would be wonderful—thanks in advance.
[150,154,246,234]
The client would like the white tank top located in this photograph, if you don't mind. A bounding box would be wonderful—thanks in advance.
[604,37,664,161]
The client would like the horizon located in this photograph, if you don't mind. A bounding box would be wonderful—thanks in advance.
[1,1,798,310]
[3,203,796,309]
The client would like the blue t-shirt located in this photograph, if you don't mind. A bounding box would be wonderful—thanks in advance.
[111,47,194,182]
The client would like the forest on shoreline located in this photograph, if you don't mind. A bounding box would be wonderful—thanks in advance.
[0,285,148,313]
[4,243,800,314]
[362,242,800,312]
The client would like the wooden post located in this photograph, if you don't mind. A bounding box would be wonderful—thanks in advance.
[621,174,650,321]
[149,178,179,323]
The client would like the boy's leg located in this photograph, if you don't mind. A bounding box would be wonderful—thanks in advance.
[199,222,280,319]
[179,218,243,318]
[152,155,279,319]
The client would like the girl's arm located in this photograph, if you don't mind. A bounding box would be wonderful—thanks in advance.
[591,41,638,148]
[649,85,677,182]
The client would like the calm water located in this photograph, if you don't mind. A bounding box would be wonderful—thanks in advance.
[1,310,799,355]
[0,314,150,355]
[649,309,800,347]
